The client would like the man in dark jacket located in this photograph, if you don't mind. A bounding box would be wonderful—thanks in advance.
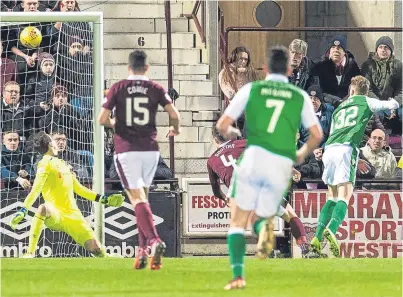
[1,131,34,189]
[299,85,334,148]
[361,36,402,135]
[1,81,33,138]
[288,39,319,91]
[312,35,361,105]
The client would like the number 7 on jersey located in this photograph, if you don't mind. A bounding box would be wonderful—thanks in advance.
[266,99,285,133]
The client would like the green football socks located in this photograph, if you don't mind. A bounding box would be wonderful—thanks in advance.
[315,200,336,241]
[28,214,46,255]
[253,218,266,236]
[328,200,348,234]
[228,228,246,279]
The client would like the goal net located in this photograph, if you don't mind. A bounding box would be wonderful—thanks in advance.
[0,12,104,258]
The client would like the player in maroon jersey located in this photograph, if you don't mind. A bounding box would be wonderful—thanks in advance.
[98,50,180,270]
[208,125,310,256]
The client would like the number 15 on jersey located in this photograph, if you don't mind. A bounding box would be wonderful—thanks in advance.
[126,97,150,126]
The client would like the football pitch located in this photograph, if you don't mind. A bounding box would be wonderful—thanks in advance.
[1,257,401,297]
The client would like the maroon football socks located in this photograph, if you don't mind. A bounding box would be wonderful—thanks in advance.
[134,202,160,245]
[289,217,309,254]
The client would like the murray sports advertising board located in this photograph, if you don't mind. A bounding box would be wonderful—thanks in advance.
[292,191,402,258]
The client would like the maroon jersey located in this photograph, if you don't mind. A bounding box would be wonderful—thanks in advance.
[207,139,246,199]
[103,76,172,153]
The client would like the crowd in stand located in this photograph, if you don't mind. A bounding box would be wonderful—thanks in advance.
[1,1,401,191]
[0,0,173,190]
[219,36,402,189]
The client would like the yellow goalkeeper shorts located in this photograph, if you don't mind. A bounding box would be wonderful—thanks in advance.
[44,203,95,247]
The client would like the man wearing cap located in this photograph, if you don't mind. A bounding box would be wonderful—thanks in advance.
[298,85,334,148]
[362,36,402,104]
[361,36,402,135]
[288,39,319,91]
[312,35,361,105]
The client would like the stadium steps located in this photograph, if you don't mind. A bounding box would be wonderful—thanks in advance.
[81,0,219,177]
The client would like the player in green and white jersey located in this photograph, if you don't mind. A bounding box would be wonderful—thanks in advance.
[310,76,399,258]
[216,46,323,290]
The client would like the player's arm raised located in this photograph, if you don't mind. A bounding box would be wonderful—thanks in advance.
[216,83,251,139]
[72,175,124,207]
[10,161,50,230]
[366,97,400,113]
[296,92,323,165]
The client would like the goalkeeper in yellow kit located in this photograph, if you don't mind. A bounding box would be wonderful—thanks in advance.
[10,131,124,258]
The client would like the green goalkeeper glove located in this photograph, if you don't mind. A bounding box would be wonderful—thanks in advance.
[100,193,124,207]
[10,207,28,230]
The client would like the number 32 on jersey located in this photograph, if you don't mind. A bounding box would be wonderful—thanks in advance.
[126,96,150,126]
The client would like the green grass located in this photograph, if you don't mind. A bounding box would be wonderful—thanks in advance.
[1,257,401,297]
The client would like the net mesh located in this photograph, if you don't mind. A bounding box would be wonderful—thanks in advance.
[1,19,95,257]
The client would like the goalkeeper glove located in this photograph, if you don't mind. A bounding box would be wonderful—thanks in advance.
[100,193,124,207]
[10,207,28,230]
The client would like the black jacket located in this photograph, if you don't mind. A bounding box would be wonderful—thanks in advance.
[312,51,361,103]
[1,100,33,136]
[289,57,319,91]
[1,144,34,183]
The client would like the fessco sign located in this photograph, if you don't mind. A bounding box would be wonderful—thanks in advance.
[292,191,402,258]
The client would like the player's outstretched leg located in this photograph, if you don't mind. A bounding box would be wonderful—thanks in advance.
[23,204,47,258]
[84,239,122,258]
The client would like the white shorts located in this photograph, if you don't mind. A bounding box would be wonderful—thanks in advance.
[228,145,293,218]
[114,151,159,189]
[322,144,359,186]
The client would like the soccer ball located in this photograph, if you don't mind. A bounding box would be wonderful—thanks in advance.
[20,26,42,49]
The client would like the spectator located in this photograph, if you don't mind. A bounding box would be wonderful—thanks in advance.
[11,0,53,11]
[25,52,55,128]
[59,35,93,115]
[360,114,387,148]
[51,129,89,179]
[219,46,259,101]
[39,84,81,150]
[360,129,397,178]
[0,39,17,93]
[298,85,334,148]
[312,35,361,105]
[1,131,33,189]
[288,39,319,91]
[7,0,55,86]
[52,0,92,56]
[294,147,324,180]
[1,81,31,137]
[361,36,402,136]
[362,36,402,103]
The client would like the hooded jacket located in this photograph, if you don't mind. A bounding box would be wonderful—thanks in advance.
[360,144,397,178]
[361,52,402,104]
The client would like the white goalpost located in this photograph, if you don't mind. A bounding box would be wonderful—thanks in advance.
[0,12,105,256]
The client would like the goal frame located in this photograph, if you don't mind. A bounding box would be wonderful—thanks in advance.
[0,12,105,244]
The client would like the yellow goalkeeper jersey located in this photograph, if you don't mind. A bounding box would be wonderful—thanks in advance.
[23,155,97,213]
